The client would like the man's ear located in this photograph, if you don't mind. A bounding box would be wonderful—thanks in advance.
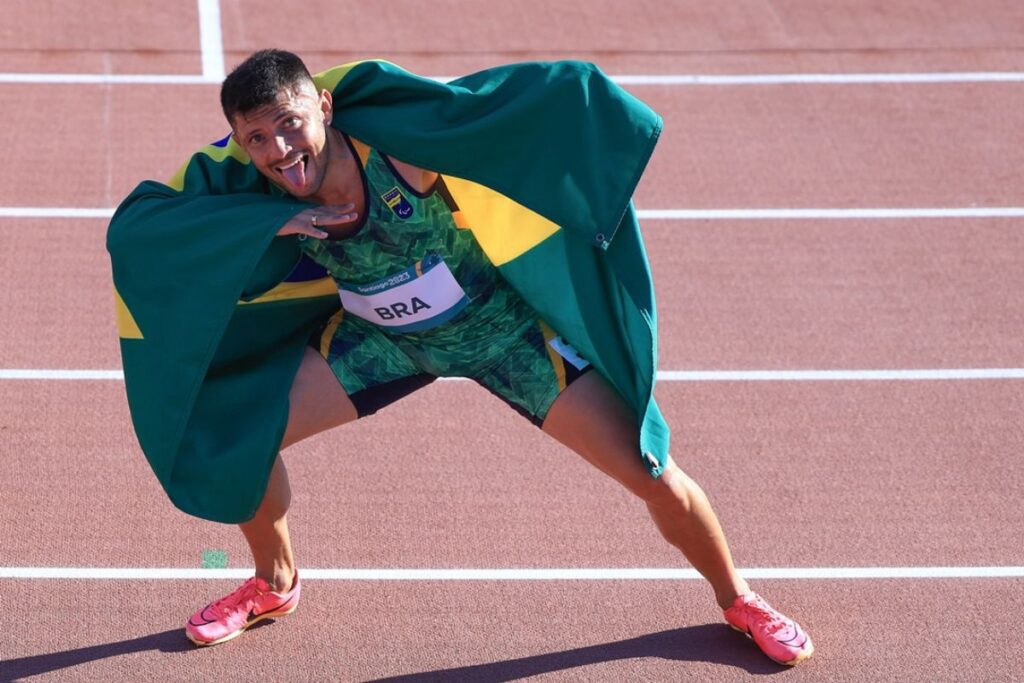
[320,89,334,124]
[228,118,241,145]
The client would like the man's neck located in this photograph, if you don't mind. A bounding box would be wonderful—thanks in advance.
[308,128,361,206]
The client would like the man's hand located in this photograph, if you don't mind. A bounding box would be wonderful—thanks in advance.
[278,204,359,240]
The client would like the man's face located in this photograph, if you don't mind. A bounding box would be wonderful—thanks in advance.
[231,81,334,198]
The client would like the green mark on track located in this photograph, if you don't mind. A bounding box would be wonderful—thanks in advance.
[201,550,228,568]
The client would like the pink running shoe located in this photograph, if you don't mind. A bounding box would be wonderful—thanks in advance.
[723,592,813,665]
[186,571,301,647]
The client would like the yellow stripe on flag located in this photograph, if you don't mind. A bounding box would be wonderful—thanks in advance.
[441,176,560,266]
[237,277,339,305]
[168,139,252,191]
[313,62,361,94]
[314,60,400,95]
[114,287,143,339]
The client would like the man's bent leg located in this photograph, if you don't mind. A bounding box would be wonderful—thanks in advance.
[241,346,358,591]
[239,456,296,592]
[541,371,749,609]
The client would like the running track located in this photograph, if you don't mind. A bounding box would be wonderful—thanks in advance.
[2,1,1024,681]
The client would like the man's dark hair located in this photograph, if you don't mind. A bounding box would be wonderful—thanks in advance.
[220,49,315,123]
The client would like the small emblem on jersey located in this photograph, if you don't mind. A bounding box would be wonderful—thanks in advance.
[381,186,414,219]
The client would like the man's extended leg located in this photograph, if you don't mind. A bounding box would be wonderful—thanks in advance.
[541,370,748,608]
[541,370,812,665]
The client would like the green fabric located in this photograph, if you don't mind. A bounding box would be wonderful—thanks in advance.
[330,61,658,249]
[498,209,670,462]
[107,59,665,523]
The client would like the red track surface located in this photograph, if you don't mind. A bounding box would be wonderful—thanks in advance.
[3,1,1024,681]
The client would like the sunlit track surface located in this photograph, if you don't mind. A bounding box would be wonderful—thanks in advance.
[4,566,1024,580]
[2,0,1024,681]
[4,368,1024,381]
[6,70,1024,85]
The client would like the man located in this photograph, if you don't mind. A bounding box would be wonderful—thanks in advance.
[109,50,812,666]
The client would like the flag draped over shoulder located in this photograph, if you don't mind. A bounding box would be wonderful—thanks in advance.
[108,60,666,523]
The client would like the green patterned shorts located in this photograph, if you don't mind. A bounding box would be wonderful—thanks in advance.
[314,303,591,426]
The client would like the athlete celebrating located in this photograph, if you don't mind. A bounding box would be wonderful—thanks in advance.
[114,49,813,666]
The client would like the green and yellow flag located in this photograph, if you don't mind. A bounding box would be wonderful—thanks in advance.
[108,60,666,523]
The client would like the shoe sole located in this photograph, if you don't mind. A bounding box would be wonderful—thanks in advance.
[728,624,815,666]
[186,602,299,647]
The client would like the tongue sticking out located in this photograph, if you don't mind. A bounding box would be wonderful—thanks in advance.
[280,156,307,189]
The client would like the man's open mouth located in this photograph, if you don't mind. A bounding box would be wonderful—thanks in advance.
[276,153,310,188]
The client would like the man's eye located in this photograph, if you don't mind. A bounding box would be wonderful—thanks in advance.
[284,117,300,128]
[249,134,264,144]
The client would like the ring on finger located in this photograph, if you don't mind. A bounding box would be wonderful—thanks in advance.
[311,214,319,228]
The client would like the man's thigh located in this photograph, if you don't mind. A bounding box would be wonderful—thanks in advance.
[284,312,436,450]
[281,346,358,449]
[541,370,656,498]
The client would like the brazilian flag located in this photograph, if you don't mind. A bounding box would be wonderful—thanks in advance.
[108,60,667,523]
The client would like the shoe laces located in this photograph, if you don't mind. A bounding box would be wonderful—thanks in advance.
[744,596,787,636]
[211,577,265,616]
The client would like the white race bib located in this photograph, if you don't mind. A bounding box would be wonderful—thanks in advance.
[338,255,469,333]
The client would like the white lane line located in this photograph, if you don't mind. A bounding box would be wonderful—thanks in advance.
[6,207,1024,221]
[2,566,1022,580]
[658,369,1024,382]
[3,71,1024,86]
[0,370,125,380]
[4,369,1024,382]
[197,0,225,82]
[0,73,215,85]
[0,207,114,218]
[612,72,1024,85]
[0,0,226,86]
[638,207,1024,220]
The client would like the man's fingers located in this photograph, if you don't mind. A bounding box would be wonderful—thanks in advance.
[277,205,359,239]
[313,203,359,225]
[314,212,359,226]
[278,223,329,238]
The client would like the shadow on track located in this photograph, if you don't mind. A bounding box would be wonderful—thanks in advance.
[1,619,294,682]
[1,624,789,681]
[367,624,788,681]
[1,625,218,682]
[3,619,299,681]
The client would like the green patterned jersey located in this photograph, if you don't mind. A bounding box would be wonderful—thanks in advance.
[299,137,536,359]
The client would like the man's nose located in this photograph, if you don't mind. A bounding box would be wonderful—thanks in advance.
[272,135,290,156]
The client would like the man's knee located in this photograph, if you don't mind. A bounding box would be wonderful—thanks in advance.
[634,458,699,512]
[244,457,292,525]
